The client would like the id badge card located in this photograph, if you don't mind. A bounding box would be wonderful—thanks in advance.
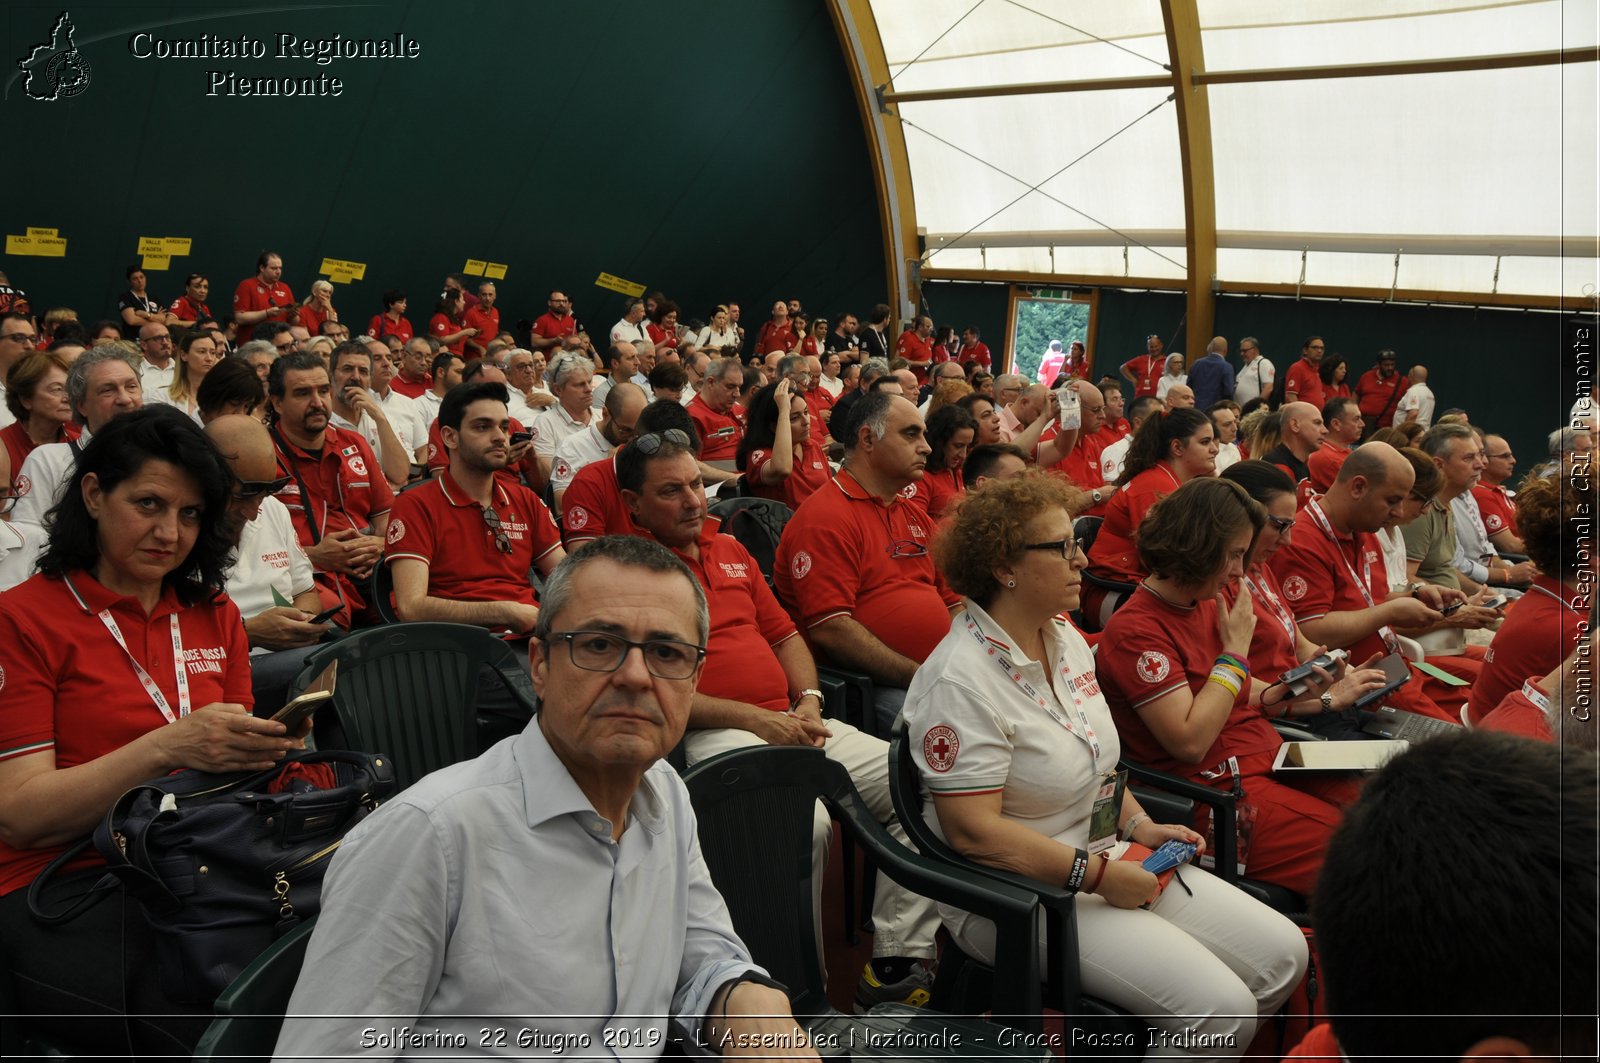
[1086,770,1127,854]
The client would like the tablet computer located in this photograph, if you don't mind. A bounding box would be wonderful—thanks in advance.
[1272,739,1409,773]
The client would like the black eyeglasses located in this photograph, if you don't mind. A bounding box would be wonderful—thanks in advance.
[547,630,706,680]
[480,505,513,555]
[1,331,34,344]
[233,474,291,499]
[887,539,928,559]
[1023,538,1080,559]
[634,429,692,455]
[1266,515,1295,532]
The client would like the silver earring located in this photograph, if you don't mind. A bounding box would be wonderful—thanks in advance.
[1006,579,1016,588]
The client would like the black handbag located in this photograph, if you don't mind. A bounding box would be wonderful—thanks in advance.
[28,748,396,1003]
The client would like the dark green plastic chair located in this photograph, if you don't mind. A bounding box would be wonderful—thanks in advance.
[287,622,537,792]
[682,745,1050,1033]
[886,720,1147,1040]
[192,917,318,1062]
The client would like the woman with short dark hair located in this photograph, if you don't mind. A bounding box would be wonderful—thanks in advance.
[1097,477,1383,896]
[736,379,828,508]
[921,405,975,518]
[0,406,300,1056]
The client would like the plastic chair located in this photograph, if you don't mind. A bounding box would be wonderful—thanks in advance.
[682,745,1052,1033]
[287,622,537,792]
[885,721,1144,1038]
[1073,515,1136,632]
[192,917,318,1062]
[706,495,792,589]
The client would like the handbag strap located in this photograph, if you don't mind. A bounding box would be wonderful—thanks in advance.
[26,838,117,925]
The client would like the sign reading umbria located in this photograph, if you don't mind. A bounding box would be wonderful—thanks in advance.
[128,30,422,97]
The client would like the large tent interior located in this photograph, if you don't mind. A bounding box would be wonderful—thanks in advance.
[4,0,1594,460]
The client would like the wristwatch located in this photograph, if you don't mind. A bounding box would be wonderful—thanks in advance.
[1090,489,1104,505]
[793,688,824,709]
[1319,692,1334,713]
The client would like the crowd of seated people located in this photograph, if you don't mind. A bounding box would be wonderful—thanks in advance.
[1,262,1595,1057]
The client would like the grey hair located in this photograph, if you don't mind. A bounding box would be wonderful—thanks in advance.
[1549,425,1592,458]
[841,390,894,452]
[67,342,140,415]
[236,339,277,361]
[533,535,709,646]
[704,356,743,388]
[775,354,805,379]
[546,351,593,390]
[1419,421,1474,458]
[995,373,1027,391]
[1240,335,1260,353]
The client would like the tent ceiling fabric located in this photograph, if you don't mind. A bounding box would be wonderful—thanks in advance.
[866,0,1598,301]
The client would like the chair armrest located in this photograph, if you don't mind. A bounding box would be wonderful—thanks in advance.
[817,664,879,737]
[1269,719,1327,743]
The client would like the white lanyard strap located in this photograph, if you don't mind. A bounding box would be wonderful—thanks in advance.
[97,609,190,724]
[964,613,1103,761]
[1528,581,1583,616]
[1306,500,1399,654]
[1244,569,1295,640]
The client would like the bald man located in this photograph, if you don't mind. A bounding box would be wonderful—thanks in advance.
[1397,365,1435,429]
[1263,401,1327,485]
[1187,335,1235,410]
[209,414,329,713]
[1044,380,1109,512]
[1162,383,1195,411]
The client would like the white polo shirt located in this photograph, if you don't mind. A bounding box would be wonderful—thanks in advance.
[531,402,594,461]
[1234,356,1274,408]
[137,358,176,399]
[903,600,1120,851]
[223,496,317,654]
[1100,435,1133,483]
[550,425,613,496]
[372,387,428,457]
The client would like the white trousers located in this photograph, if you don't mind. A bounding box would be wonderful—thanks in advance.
[943,857,1307,1061]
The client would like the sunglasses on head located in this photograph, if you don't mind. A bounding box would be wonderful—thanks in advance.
[234,474,291,499]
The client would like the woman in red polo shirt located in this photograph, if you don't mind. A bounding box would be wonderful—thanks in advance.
[298,278,339,338]
[646,300,682,355]
[1318,355,1352,401]
[429,288,476,356]
[0,407,299,1056]
[1097,477,1386,896]
[1,351,77,492]
[368,288,413,344]
[922,405,975,519]
[1083,408,1218,623]
[1467,472,1593,723]
[737,379,829,509]
[1222,461,1389,739]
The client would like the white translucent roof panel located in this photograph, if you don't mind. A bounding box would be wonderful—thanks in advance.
[901,89,1184,249]
[1199,1,1596,69]
[1216,249,1599,299]
[1210,64,1595,241]
[876,1,1170,92]
[925,244,1189,280]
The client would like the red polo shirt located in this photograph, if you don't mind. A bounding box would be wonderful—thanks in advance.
[0,571,251,895]
[560,456,639,544]
[1466,575,1586,723]
[755,320,796,356]
[687,393,743,462]
[423,418,538,486]
[168,294,210,322]
[368,313,414,344]
[1267,504,1391,662]
[429,313,469,356]
[1120,354,1165,398]
[1478,684,1556,741]
[1284,359,1325,411]
[959,341,992,370]
[895,331,935,383]
[1085,462,1183,584]
[463,305,500,356]
[1046,426,1107,502]
[1470,483,1518,537]
[270,425,394,611]
[532,311,579,345]
[1097,586,1281,775]
[385,469,561,609]
[746,438,830,510]
[922,467,965,519]
[1355,367,1406,428]
[773,469,957,668]
[391,373,432,400]
[801,386,834,440]
[233,277,295,343]
[298,305,330,338]
[1306,440,1352,494]
[665,524,797,714]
